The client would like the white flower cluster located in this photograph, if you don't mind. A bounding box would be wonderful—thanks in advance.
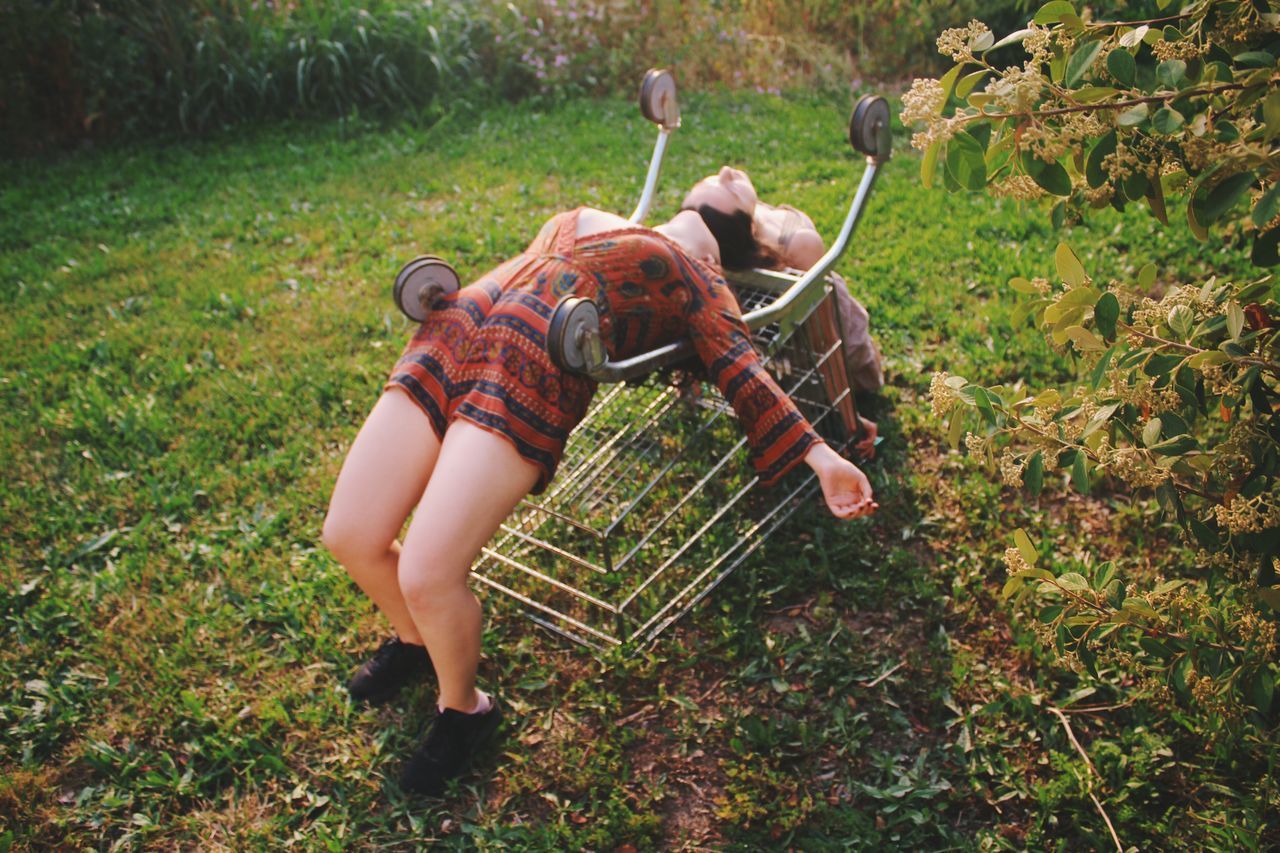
[989,175,1045,200]
[928,371,960,418]
[936,20,992,62]
[998,448,1026,487]
[1214,489,1280,536]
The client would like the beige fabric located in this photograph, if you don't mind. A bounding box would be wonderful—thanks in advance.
[757,201,884,394]
[827,271,884,393]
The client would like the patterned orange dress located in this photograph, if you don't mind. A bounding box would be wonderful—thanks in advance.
[386,208,820,493]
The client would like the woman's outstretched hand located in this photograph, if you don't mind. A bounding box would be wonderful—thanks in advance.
[804,442,877,520]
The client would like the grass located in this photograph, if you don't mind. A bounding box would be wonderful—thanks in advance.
[1,91,1269,848]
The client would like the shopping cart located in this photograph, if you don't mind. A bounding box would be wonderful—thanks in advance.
[393,70,892,651]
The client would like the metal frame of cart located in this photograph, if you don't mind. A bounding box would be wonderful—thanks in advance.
[395,70,893,651]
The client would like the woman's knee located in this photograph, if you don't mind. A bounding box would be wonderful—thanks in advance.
[321,508,384,567]
[397,555,469,614]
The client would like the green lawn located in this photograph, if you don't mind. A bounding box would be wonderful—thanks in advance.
[1,91,1267,848]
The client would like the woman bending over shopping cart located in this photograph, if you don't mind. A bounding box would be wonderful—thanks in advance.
[321,166,877,796]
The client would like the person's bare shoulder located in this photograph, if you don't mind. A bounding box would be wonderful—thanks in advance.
[786,228,825,269]
[576,207,638,238]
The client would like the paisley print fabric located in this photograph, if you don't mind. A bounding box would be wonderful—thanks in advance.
[387,208,819,493]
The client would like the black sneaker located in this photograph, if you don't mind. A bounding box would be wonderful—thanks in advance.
[400,698,504,796]
[347,637,434,705]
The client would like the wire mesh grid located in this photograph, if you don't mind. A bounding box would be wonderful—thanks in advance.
[470,273,855,651]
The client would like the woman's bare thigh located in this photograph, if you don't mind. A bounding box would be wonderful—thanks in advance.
[325,389,443,551]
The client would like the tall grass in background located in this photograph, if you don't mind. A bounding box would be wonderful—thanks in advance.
[0,0,493,151]
[2,0,1038,154]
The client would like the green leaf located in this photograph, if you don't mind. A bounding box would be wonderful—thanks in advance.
[1121,597,1159,619]
[1009,276,1038,294]
[1259,587,1280,611]
[1033,0,1076,24]
[1188,193,1210,241]
[1026,450,1044,496]
[945,131,987,191]
[1040,604,1064,623]
[1106,49,1136,85]
[1117,102,1149,126]
[1253,226,1280,266]
[1118,25,1149,49]
[1081,401,1120,437]
[1021,150,1072,196]
[1139,637,1173,659]
[1065,40,1104,86]
[1072,452,1089,493]
[1142,417,1163,447]
[938,63,965,104]
[973,385,996,425]
[1167,304,1194,339]
[921,139,942,189]
[956,69,989,99]
[1252,184,1280,228]
[1088,344,1118,389]
[1055,243,1087,288]
[1085,131,1117,189]
[1227,301,1245,340]
[1249,669,1274,714]
[1066,325,1105,352]
[1095,292,1119,340]
[1170,655,1192,696]
[1234,50,1275,68]
[1187,349,1230,369]
[1156,59,1186,87]
[1150,434,1198,456]
[1015,528,1038,565]
[1152,107,1185,134]
[1144,353,1184,376]
[946,406,965,449]
[1057,572,1089,593]
[1200,171,1256,224]
[988,28,1035,52]
[1073,86,1118,103]
[1138,262,1157,288]
[1265,89,1280,141]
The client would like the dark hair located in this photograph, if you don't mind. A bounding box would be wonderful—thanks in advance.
[688,204,777,271]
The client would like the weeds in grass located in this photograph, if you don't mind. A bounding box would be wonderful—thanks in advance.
[1,90,1269,846]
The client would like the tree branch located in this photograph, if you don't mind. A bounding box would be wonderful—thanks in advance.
[973,83,1253,121]
[1046,705,1124,853]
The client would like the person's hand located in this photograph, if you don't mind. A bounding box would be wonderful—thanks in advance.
[805,442,877,520]
[852,415,878,461]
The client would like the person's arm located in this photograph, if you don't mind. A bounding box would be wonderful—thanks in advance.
[679,255,875,517]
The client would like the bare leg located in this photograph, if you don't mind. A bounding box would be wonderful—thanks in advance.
[323,390,442,644]
[397,421,540,712]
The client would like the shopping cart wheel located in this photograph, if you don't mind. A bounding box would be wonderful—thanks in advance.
[393,255,460,322]
[638,68,680,130]
[849,95,892,161]
[547,296,603,374]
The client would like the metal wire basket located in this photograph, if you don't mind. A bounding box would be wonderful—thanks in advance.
[395,70,892,651]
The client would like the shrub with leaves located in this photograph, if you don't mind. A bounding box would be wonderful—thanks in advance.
[904,1,1279,739]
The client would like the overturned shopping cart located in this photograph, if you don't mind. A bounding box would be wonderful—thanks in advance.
[394,71,892,650]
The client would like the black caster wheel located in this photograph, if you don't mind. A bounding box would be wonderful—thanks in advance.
[547,296,603,373]
[393,255,460,322]
[849,95,892,160]
[639,68,680,129]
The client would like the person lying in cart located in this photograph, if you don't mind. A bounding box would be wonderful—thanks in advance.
[321,166,878,797]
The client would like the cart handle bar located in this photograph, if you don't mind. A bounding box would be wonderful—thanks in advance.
[580,157,884,384]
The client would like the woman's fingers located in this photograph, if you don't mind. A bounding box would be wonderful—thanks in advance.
[813,449,877,520]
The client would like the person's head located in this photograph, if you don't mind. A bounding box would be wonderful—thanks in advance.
[680,167,776,271]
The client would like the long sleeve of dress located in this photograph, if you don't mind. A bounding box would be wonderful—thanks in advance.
[681,259,822,486]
